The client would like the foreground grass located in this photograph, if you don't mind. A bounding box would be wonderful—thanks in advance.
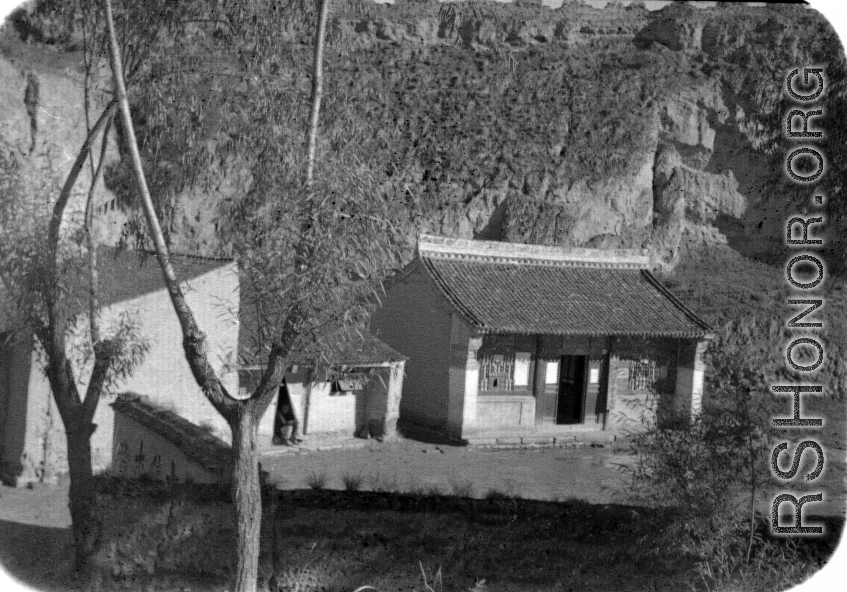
[270,491,845,592]
[2,472,842,592]
[265,492,693,592]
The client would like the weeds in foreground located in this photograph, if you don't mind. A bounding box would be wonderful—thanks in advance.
[484,478,518,500]
[415,562,486,592]
[342,472,365,492]
[405,475,425,496]
[622,330,819,591]
[419,561,443,592]
[484,488,510,500]
[424,484,442,497]
[270,542,327,592]
[448,478,475,498]
[349,565,486,592]
[370,473,399,493]
[305,469,329,490]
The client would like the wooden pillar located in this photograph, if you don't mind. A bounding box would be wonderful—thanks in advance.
[601,337,619,430]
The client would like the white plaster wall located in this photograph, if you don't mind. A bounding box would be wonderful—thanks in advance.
[305,382,357,434]
[446,315,480,438]
[673,339,707,417]
[20,346,63,483]
[11,262,241,483]
[94,263,240,451]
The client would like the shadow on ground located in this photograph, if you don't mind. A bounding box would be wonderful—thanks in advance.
[0,519,75,592]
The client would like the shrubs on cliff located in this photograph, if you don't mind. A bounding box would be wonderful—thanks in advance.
[103,1,696,251]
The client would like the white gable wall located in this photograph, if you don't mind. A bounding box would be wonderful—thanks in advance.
[3,261,240,485]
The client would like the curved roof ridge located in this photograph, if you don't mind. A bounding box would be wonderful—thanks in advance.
[640,269,712,333]
[411,235,711,339]
[417,234,650,269]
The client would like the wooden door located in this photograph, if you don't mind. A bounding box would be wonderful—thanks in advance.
[557,355,586,424]
[535,359,559,424]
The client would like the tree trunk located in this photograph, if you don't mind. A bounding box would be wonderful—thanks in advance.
[230,405,262,592]
[65,421,102,587]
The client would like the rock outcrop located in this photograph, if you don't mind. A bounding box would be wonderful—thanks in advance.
[0,29,125,246]
[1,0,842,270]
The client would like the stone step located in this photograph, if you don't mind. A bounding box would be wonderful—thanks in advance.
[466,430,615,449]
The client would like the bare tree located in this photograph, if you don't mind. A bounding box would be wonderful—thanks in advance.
[0,86,147,588]
[0,0,212,581]
[101,0,405,590]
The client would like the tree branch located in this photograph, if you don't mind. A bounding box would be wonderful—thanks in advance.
[104,0,237,419]
[35,328,84,422]
[44,100,117,359]
[248,343,289,420]
[305,0,330,189]
[82,341,111,425]
[47,101,118,272]
[31,91,117,426]
[84,114,113,345]
[81,114,114,425]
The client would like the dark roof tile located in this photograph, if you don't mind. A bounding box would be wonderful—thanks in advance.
[238,325,407,368]
[416,235,710,338]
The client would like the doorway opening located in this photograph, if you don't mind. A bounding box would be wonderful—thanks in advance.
[272,380,301,445]
[556,355,586,424]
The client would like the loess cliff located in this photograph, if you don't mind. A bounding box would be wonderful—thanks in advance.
[1,0,845,272]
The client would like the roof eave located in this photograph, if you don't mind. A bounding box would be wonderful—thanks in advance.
[474,326,710,339]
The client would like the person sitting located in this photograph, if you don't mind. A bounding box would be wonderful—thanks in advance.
[272,399,302,445]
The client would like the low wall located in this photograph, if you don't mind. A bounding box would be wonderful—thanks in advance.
[476,394,535,430]
[111,393,232,484]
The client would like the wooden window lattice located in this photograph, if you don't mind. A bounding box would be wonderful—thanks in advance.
[478,352,515,391]
[629,358,657,391]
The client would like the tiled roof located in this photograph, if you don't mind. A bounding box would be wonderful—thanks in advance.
[302,329,408,366]
[416,235,710,338]
[237,280,407,369]
[93,249,403,368]
[238,324,408,368]
[111,393,232,479]
[1,248,232,332]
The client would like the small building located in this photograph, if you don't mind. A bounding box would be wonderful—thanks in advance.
[1,247,407,485]
[238,328,407,445]
[370,235,712,443]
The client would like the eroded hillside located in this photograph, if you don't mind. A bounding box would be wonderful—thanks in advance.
[1,0,845,272]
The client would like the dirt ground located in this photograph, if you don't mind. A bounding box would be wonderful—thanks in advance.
[259,440,630,503]
[0,443,624,586]
[0,479,75,592]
